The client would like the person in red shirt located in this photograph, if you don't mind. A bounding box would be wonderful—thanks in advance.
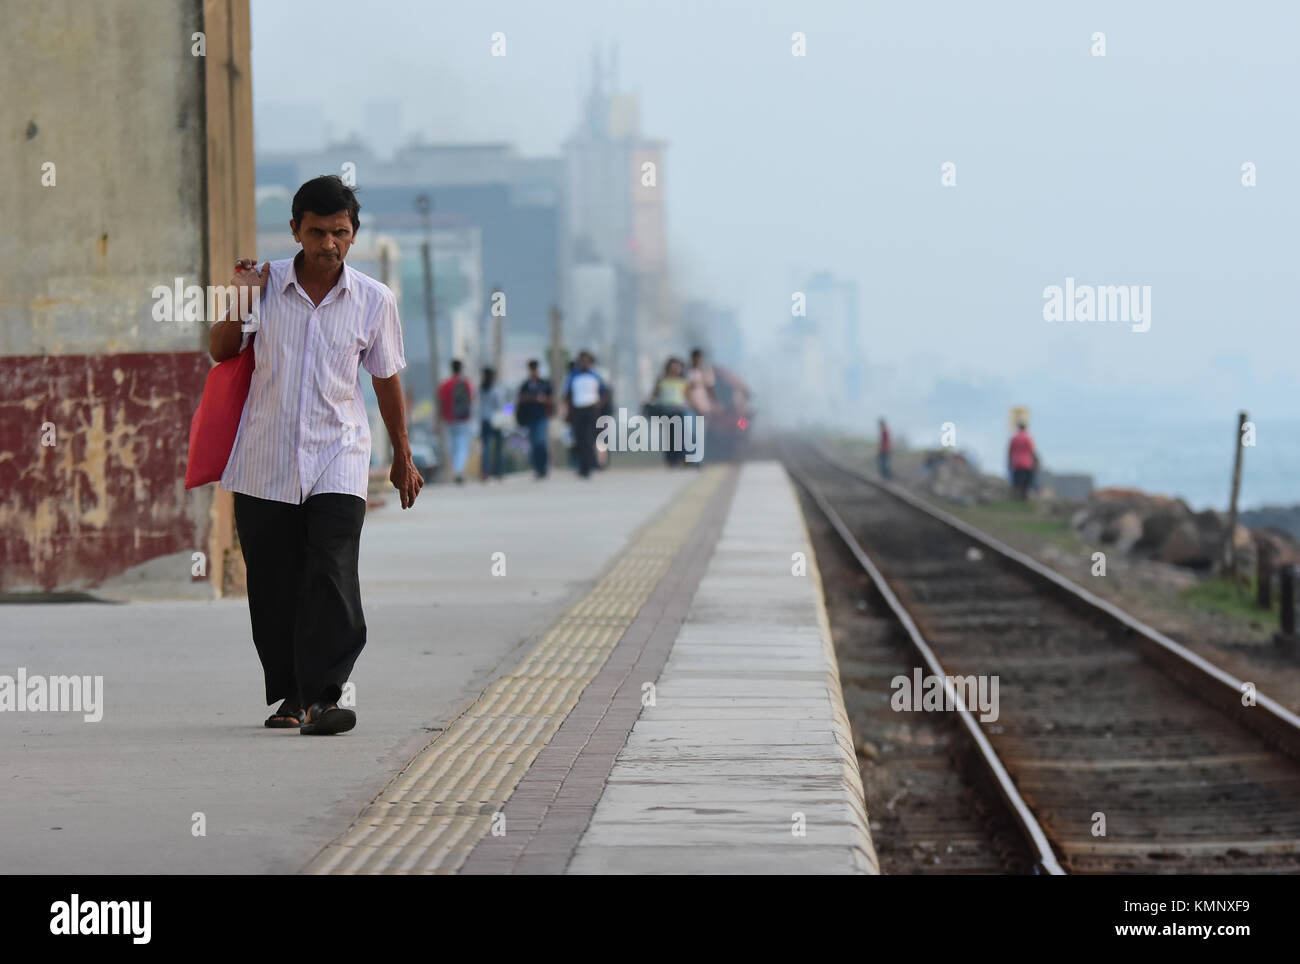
[877,418,892,479]
[1008,422,1038,500]
[437,359,475,483]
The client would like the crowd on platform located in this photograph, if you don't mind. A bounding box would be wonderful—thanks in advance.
[433,347,719,482]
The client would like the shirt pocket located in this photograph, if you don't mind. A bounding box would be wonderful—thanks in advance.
[314,319,366,401]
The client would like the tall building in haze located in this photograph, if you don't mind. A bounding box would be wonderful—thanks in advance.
[562,46,672,403]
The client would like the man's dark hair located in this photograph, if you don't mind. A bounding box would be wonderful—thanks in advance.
[451,359,462,375]
[527,358,539,370]
[292,175,361,232]
[690,347,703,358]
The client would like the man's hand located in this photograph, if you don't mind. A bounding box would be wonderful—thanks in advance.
[209,258,268,362]
[229,258,270,296]
[390,451,423,509]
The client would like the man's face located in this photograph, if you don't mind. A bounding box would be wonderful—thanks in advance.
[291,210,355,270]
[577,354,591,370]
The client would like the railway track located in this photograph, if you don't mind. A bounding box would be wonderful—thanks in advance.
[784,440,1300,874]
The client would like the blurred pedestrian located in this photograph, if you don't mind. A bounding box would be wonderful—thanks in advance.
[1008,421,1039,500]
[479,366,505,481]
[877,418,892,479]
[686,347,716,464]
[516,359,553,479]
[650,357,690,467]
[592,353,613,469]
[437,359,474,484]
[564,350,608,478]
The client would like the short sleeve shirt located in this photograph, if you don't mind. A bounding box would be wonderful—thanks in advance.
[221,257,406,504]
[565,370,605,408]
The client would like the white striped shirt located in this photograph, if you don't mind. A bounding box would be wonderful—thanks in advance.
[221,257,406,504]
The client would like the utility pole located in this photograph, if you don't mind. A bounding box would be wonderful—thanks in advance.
[415,194,447,480]
[549,304,565,468]
[1224,410,1247,583]
[548,303,565,395]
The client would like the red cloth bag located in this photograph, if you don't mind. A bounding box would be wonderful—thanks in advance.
[184,337,255,489]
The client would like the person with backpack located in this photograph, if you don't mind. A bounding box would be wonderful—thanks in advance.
[515,359,553,479]
[437,359,474,484]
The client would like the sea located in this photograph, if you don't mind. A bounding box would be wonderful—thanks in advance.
[945,416,1298,512]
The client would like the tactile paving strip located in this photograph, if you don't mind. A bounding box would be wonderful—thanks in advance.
[303,467,725,874]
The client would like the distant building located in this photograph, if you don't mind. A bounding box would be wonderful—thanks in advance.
[571,262,619,373]
[803,272,863,413]
[562,47,673,403]
[775,315,832,426]
[255,141,562,399]
[254,50,675,408]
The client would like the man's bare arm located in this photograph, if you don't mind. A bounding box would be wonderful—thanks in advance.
[209,260,268,362]
[373,372,422,509]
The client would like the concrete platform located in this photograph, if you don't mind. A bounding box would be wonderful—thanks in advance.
[0,467,697,873]
[566,462,877,873]
[0,460,876,874]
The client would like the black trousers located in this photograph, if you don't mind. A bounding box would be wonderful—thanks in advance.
[572,405,600,477]
[233,492,367,709]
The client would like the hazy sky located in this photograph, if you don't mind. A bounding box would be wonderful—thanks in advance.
[252,1,1299,424]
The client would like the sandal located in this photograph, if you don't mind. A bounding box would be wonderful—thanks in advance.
[300,700,356,736]
[265,700,305,729]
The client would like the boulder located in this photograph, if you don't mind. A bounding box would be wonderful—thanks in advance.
[1072,500,1133,544]
[1136,501,1193,554]
[1157,519,1214,568]
[1108,510,1145,554]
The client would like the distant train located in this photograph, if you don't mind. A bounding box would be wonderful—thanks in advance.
[704,365,754,460]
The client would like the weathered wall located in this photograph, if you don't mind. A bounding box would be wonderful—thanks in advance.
[0,1,249,592]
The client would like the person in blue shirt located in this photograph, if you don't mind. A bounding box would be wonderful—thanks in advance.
[563,350,609,478]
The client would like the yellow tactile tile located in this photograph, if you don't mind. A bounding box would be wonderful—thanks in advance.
[303,467,725,874]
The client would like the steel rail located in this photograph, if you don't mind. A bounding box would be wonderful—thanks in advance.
[784,450,1067,875]
[800,440,1300,762]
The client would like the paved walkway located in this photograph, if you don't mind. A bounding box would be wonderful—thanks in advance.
[0,468,695,873]
[0,461,877,874]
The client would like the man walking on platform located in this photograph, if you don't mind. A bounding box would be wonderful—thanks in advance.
[437,359,475,484]
[563,350,608,479]
[516,359,553,479]
[209,175,422,736]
